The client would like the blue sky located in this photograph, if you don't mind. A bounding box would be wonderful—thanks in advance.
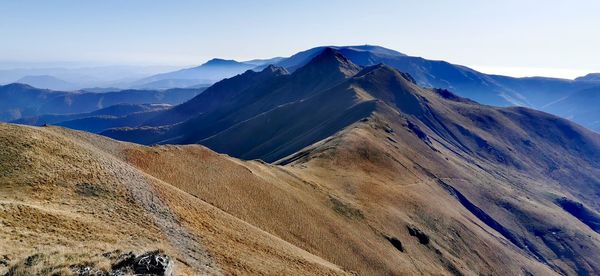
[1,0,599,78]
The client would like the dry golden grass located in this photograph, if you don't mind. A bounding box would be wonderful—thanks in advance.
[0,123,346,275]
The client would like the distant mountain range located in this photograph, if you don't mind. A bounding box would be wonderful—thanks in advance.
[131,45,600,131]
[130,58,258,89]
[0,83,205,122]
[0,65,181,89]
[12,103,171,133]
[16,75,79,91]
[3,48,599,275]
[1,45,599,134]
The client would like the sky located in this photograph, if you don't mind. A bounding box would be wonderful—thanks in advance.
[1,0,599,79]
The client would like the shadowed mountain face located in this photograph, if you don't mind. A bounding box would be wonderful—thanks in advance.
[273,46,600,116]
[285,48,600,132]
[130,45,600,131]
[0,83,205,121]
[273,46,513,104]
[104,48,361,146]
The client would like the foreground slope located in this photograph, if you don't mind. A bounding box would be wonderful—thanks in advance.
[0,123,557,275]
[0,123,346,275]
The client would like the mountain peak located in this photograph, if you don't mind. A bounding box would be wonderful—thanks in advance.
[296,47,361,78]
[313,47,351,64]
[203,58,245,66]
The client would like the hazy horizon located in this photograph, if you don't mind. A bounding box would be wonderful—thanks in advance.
[1,0,599,79]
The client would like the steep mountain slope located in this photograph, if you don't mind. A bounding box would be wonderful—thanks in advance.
[142,64,290,127]
[198,63,418,162]
[270,64,600,274]
[0,83,205,121]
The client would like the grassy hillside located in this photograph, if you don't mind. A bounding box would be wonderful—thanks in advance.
[0,123,346,275]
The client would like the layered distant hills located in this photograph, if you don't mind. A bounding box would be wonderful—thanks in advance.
[2,45,599,131]
[2,48,599,275]
[130,45,600,131]
[0,83,205,135]
[15,75,78,91]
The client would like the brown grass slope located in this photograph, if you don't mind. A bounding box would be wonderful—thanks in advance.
[0,123,346,275]
[277,64,600,274]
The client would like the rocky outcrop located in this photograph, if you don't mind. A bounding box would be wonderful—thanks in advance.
[3,250,173,276]
[111,250,173,276]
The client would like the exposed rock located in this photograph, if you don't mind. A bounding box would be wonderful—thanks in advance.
[385,236,404,252]
[0,256,9,267]
[24,254,41,267]
[133,251,173,276]
[407,225,430,245]
[3,250,172,276]
[112,250,173,276]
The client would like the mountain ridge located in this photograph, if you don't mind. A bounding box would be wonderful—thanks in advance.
[124,45,600,131]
